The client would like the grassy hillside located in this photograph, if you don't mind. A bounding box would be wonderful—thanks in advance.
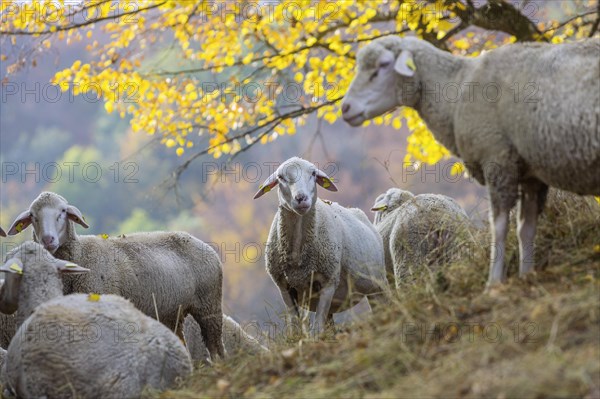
[162,192,600,399]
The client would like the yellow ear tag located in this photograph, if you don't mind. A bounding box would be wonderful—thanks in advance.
[65,263,78,268]
[406,58,416,71]
[322,180,331,188]
[9,263,23,275]
[263,186,271,193]
[99,234,109,239]
[372,205,388,211]
[88,293,101,302]
[15,223,24,233]
[321,199,332,205]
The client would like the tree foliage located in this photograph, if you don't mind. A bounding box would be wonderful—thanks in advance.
[2,0,598,169]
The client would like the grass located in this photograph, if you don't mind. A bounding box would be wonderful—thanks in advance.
[160,191,600,399]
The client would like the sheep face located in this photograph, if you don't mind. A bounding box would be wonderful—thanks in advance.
[253,157,337,215]
[371,188,415,224]
[7,192,89,253]
[342,41,419,126]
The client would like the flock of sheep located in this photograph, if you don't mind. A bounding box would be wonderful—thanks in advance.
[0,35,598,397]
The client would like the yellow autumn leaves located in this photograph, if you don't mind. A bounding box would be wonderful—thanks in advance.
[2,0,593,165]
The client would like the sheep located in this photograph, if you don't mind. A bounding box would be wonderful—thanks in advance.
[371,188,473,288]
[0,227,18,351]
[184,314,269,363]
[0,241,192,398]
[254,157,389,335]
[6,192,225,359]
[341,36,600,288]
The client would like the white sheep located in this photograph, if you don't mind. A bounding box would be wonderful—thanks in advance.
[342,36,600,288]
[0,241,192,398]
[372,188,473,288]
[184,314,269,363]
[0,228,18,351]
[6,192,225,359]
[254,157,389,334]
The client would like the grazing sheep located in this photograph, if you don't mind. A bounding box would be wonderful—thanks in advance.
[372,188,473,288]
[0,241,192,398]
[6,192,225,359]
[254,157,389,334]
[342,36,600,288]
[184,314,269,363]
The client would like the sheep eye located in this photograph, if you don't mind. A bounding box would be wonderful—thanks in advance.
[369,70,379,81]
[379,61,390,68]
[278,174,286,182]
[62,209,66,213]
[311,170,316,177]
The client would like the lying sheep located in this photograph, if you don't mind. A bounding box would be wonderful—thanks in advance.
[185,314,269,363]
[254,157,389,334]
[372,188,472,288]
[0,241,192,398]
[342,36,600,288]
[6,192,224,359]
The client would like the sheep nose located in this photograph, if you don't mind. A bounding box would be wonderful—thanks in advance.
[41,234,55,246]
[295,193,308,202]
[342,103,350,114]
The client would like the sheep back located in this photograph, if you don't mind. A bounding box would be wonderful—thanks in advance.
[3,293,191,398]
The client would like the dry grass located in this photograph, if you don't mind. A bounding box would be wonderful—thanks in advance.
[160,191,600,399]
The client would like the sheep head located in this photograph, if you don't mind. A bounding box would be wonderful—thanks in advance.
[7,192,89,253]
[371,188,415,224]
[342,36,420,126]
[0,241,88,314]
[253,157,337,215]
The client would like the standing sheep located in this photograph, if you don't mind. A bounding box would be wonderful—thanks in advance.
[341,36,600,288]
[0,241,192,398]
[6,192,225,359]
[372,188,473,288]
[254,157,389,334]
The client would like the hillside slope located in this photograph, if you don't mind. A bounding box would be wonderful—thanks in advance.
[162,191,600,399]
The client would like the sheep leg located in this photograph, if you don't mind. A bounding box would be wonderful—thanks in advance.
[517,181,548,276]
[191,308,224,360]
[279,288,303,338]
[313,284,336,337]
[485,160,519,288]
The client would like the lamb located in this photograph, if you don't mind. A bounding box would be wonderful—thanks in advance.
[0,241,192,398]
[6,192,225,359]
[341,36,600,288]
[371,188,473,288]
[184,314,269,363]
[254,157,389,334]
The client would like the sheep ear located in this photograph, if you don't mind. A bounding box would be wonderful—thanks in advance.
[253,173,279,199]
[0,258,23,275]
[0,227,6,237]
[315,169,338,192]
[7,210,32,235]
[371,200,388,212]
[67,205,89,228]
[54,259,89,274]
[394,50,416,77]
